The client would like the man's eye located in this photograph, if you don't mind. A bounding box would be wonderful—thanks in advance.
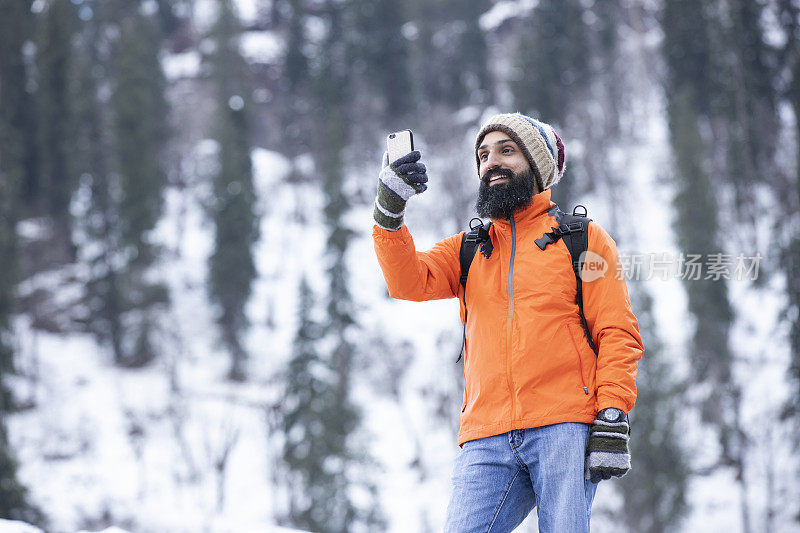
[503,147,512,154]
[479,153,487,161]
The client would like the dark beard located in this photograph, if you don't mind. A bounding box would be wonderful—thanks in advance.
[475,167,538,220]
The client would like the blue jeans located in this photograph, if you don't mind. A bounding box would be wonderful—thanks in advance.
[444,423,598,533]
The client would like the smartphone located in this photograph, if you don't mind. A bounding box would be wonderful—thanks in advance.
[387,129,414,164]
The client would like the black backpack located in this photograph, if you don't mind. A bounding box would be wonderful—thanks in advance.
[456,205,598,362]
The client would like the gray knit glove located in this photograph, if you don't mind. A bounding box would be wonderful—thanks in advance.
[373,150,428,231]
[585,409,631,483]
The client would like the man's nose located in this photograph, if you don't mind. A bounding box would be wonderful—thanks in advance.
[485,150,501,168]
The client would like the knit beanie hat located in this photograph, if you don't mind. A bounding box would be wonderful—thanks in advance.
[475,112,566,191]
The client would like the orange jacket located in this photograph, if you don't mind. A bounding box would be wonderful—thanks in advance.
[373,188,643,446]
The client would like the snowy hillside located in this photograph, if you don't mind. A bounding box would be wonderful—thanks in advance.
[3,1,799,532]
[9,130,796,532]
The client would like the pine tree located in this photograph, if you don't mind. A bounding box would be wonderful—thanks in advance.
[407,0,491,109]
[107,8,170,367]
[281,278,349,530]
[208,0,260,381]
[0,417,39,520]
[317,116,366,533]
[352,0,412,118]
[782,0,800,412]
[302,125,384,533]
[661,0,718,116]
[279,0,314,155]
[0,71,32,524]
[619,288,689,533]
[278,2,384,530]
[663,0,733,436]
[776,0,800,524]
[0,184,38,521]
[71,4,170,367]
[284,0,309,94]
[662,2,750,527]
[511,0,589,120]
[35,0,78,260]
[0,0,30,409]
[112,11,168,266]
[669,86,741,456]
[0,2,40,521]
[0,422,36,522]
[407,0,438,106]
[714,0,778,217]
[154,0,182,35]
[1,0,37,210]
[72,5,127,367]
[0,0,39,405]
[511,0,590,207]
[456,0,491,104]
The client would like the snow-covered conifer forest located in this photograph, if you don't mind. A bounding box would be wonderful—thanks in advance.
[1,0,799,532]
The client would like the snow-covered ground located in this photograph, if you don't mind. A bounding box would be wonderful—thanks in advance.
[0,518,310,533]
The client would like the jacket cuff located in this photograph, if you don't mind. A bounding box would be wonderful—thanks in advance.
[373,202,404,230]
[596,391,632,414]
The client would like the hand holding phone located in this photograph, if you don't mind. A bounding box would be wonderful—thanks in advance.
[374,130,428,230]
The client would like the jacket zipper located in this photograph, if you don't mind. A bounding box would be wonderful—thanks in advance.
[506,214,517,420]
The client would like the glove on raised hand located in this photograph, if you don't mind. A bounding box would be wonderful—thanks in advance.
[373,150,428,231]
[586,410,631,483]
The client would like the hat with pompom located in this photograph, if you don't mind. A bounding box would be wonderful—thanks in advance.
[475,112,566,191]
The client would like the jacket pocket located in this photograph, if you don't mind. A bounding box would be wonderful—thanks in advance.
[566,323,591,395]
[461,379,470,413]
[461,341,469,413]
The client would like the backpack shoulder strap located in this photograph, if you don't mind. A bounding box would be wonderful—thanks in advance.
[561,209,598,357]
[538,205,599,357]
[459,219,492,289]
[558,211,591,270]
[456,218,492,362]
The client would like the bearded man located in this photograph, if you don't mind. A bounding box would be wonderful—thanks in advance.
[372,113,644,533]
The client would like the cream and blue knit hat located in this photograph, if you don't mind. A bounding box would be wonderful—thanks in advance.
[475,112,566,192]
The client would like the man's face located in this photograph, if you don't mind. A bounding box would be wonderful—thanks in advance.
[477,130,531,186]
[475,130,539,220]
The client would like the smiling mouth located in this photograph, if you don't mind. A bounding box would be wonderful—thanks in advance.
[483,168,514,185]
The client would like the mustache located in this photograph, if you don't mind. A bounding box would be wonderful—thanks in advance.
[481,167,514,183]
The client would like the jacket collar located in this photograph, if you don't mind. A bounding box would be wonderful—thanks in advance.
[491,188,556,227]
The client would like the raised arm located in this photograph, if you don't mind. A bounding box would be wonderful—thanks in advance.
[373,225,462,301]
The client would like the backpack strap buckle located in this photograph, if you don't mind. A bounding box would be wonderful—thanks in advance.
[556,221,583,234]
[535,231,557,250]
